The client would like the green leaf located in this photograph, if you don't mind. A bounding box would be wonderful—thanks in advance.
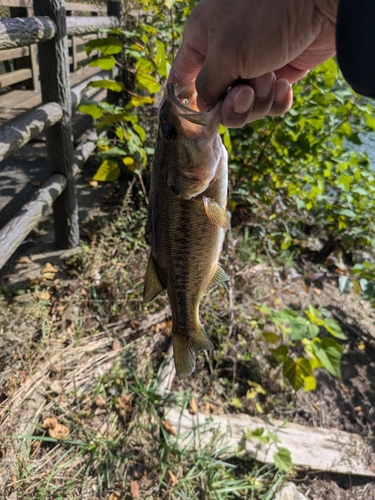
[89,56,116,70]
[231,397,243,409]
[262,332,281,344]
[85,36,123,56]
[338,276,351,294]
[323,318,347,340]
[289,317,319,340]
[270,345,288,362]
[87,80,124,92]
[283,357,312,391]
[304,375,317,392]
[164,0,177,8]
[273,447,292,471]
[131,95,154,107]
[100,147,128,157]
[92,159,121,182]
[245,428,270,444]
[304,305,324,325]
[78,103,104,120]
[136,73,161,94]
[313,338,343,378]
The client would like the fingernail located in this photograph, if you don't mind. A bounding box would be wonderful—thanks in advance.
[232,86,254,115]
[253,73,274,99]
[275,79,291,103]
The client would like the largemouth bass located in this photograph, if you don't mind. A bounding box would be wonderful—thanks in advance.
[144,82,230,379]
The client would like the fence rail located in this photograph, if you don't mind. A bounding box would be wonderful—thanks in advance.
[0,0,124,270]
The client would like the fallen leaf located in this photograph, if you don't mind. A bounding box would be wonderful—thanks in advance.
[164,469,178,486]
[188,397,198,415]
[18,256,32,264]
[108,492,121,500]
[162,419,177,436]
[42,417,70,439]
[95,395,107,407]
[112,339,121,350]
[50,365,61,374]
[42,262,58,274]
[129,480,140,498]
[115,394,132,408]
[36,291,50,300]
[42,273,56,281]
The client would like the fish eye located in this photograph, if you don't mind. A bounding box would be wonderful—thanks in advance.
[161,124,177,140]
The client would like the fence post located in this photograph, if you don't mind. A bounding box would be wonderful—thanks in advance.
[107,1,127,106]
[33,0,79,248]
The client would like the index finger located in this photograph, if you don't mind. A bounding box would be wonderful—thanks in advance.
[168,40,206,85]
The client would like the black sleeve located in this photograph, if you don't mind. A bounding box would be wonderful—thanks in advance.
[336,0,375,98]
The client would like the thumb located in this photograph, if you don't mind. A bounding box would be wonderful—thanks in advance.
[168,42,205,85]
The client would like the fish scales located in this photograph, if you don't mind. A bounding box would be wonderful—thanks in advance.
[144,82,230,379]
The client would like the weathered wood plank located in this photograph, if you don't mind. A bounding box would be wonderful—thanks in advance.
[67,33,97,48]
[0,67,31,87]
[0,101,62,162]
[0,130,98,271]
[165,407,375,477]
[0,0,105,11]
[66,16,119,36]
[34,0,78,249]
[0,46,29,61]
[0,16,56,49]
[65,2,105,13]
[0,0,32,7]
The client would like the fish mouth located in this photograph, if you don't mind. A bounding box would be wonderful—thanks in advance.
[167,83,222,129]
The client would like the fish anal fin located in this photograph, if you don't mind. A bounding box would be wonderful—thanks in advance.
[173,326,214,379]
[143,255,165,302]
[203,196,231,229]
[207,263,229,291]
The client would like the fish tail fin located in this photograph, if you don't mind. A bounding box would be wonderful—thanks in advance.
[172,326,214,379]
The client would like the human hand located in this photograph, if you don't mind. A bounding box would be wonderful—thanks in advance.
[169,0,338,127]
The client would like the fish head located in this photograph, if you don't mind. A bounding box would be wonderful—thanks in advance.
[157,82,223,200]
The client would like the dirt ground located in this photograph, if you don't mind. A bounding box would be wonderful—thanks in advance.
[1,155,375,498]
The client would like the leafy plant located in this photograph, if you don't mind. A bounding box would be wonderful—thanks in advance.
[260,305,346,392]
[245,427,293,472]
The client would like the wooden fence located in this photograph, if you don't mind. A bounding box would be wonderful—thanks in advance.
[0,0,124,270]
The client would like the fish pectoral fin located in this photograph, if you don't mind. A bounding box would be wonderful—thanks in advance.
[173,327,214,379]
[207,263,229,291]
[203,196,231,229]
[143,255,165,302]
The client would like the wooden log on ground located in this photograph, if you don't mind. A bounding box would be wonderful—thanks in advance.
[165,407,375,477]
[0,16,56,49]
[34,0,78,249]
[0,102,62,162]
[0,131,97,271]
[66,16,119,36]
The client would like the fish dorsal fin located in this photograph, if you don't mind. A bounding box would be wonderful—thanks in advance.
[203,196,231,229]
[207,263,229,291]
[143,255,165,302]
